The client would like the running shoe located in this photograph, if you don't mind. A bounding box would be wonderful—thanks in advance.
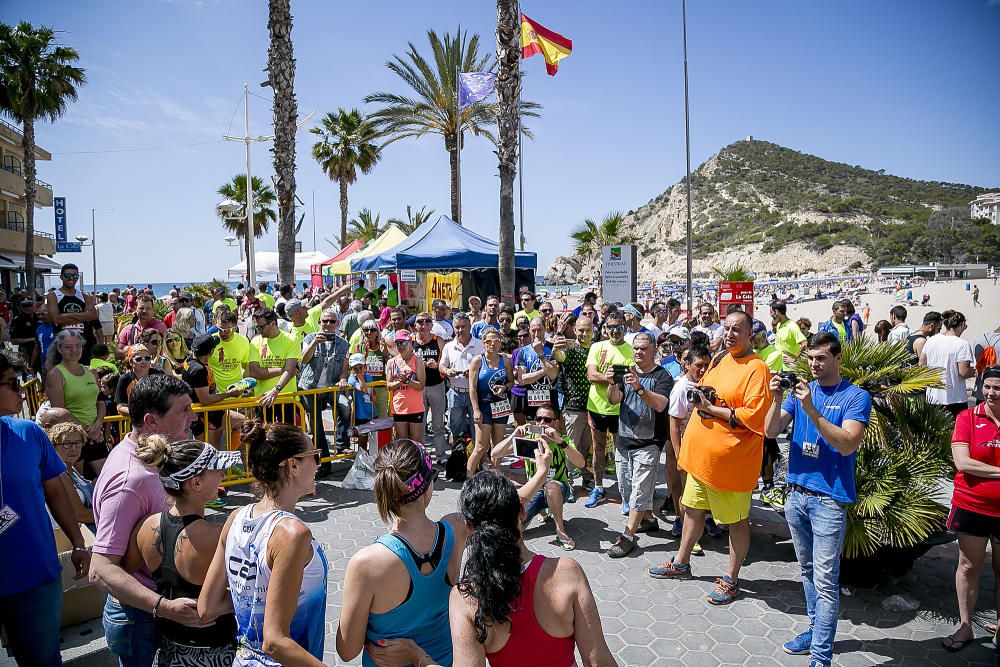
[782,630,813,655]
[692,542,704,556]
[584,486,607,508]
[205,498,227,509]
[647,558,692,579]
[608,535,636,558]
[705,516,724,538]
[671,518,683,538]
[581,476,596,491]
[707,576,741,605]
[767,485,788,511]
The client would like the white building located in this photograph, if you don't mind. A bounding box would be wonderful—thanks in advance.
[970,192,1000,225]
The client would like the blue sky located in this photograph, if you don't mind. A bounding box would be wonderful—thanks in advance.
[4,0,999,284]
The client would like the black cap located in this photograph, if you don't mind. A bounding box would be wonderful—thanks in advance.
[192,334,219,356]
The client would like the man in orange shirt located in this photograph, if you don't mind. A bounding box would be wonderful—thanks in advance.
[648,310,773,605]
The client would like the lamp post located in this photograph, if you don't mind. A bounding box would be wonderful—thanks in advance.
[74,233,95,294]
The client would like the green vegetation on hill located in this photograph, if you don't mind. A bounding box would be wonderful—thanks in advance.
[668,140,999,265]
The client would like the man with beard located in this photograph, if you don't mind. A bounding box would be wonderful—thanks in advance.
[47,263,102,364]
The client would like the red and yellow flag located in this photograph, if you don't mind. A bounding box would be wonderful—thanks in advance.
[520,14,572,76]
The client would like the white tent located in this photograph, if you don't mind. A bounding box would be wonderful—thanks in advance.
[228,251,329,281]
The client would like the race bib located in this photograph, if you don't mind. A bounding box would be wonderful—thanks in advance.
[490,399,512,419]
[527,389,549,407]
[802,441,820,459]
[367,358,384,376]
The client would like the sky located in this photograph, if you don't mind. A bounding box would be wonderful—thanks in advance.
[3,0,1000,284]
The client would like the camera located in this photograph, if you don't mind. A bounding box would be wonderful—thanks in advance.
[686,385,718,405]
[612,364,629,388]
[777,371,799,391]
[513,437,539,460]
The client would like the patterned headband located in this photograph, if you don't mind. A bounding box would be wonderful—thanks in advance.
[398,441,437,505]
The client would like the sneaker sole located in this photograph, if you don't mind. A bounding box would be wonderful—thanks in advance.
[707,590,741,605]
[782,646,811,656]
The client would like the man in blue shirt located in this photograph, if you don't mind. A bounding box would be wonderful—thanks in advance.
[764,332,871,667]
[471,295,502,340]
[0,355,90,666]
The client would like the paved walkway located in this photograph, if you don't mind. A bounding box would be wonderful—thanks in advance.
[32,462,999,666]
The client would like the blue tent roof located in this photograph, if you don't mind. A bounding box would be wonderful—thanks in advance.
[351,215,537,272]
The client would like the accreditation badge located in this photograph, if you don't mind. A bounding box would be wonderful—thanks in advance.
[0,505,20,537]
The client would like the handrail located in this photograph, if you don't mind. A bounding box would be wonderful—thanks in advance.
[0,161,51,188]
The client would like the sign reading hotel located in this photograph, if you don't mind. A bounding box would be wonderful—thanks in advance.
[601,245,636,304]
[54,197,81,253]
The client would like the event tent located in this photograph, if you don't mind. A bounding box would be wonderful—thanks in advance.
[227,251,329,282]
[310,239,364,287]
[351,215,537,272]
[323,225,408,276]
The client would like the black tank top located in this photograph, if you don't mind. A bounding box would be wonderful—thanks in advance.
[905,332,926,356]
[412,336,443,386]
[55,289,98,363]
[152,512,236,647]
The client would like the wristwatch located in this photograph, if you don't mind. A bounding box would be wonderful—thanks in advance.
[637,387,646,397]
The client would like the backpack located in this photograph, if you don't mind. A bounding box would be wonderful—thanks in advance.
[974,333,1000,401]
[444,438,470,483]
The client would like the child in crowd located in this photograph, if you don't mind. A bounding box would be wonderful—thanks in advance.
[347,353,374,450]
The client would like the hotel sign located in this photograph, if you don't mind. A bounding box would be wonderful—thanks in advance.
[54,197,81,252]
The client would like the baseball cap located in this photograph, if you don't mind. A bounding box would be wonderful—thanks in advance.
[752,319,768,337]
[394,330,412,343]
[285,298,304,313]
[667,328,690,341]
[349,353,366,367]
[192,333,219,356]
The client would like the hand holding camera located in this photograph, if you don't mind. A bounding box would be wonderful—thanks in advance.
[686,385,718,407]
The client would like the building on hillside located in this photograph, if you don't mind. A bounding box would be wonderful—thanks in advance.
[0,118,61,293]
[878,263,989,280]
[970,192,1000,226]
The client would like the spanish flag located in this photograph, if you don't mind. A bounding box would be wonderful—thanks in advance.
[520,14,572,76]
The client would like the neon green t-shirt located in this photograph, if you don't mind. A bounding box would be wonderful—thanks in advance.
[305,304,324,330]
[831,320,847,341]
[757,344,783,372]
[289,320,318,346]
[775,319,807,371]
[512,308,541,330]
[212,297,238,315]
[585,340,634,415]
[258,292,275,309]
[209,333,250,390]
[249,331,301,395]
[89,358,118,372]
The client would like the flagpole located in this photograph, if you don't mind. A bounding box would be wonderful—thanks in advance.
[682,0,694,316]
[517,70,525,250]
[456,64,463,224]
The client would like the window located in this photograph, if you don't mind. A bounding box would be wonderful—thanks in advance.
[2,154,21,176]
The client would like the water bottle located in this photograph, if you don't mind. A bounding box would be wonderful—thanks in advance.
[227,378,257,395]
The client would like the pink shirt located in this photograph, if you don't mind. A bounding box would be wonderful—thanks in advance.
[117,318,168,347]
[93,433,167,590]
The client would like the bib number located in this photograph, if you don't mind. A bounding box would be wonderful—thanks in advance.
[527,389,549,407]
[0,505,21,537]
[490,399,512,419]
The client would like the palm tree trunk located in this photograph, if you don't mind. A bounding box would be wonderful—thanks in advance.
[339,176,349,246]
[21,119,37,293]
[268,0,298,286]
[447,134,460,224]
[496,0,520,306]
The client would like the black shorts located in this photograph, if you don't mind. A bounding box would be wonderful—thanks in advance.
[81,440,108,464]
[948,506,1000,540]
[393,412,424,424]
[588,410,619,434]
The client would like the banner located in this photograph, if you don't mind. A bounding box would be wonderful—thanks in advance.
[601,245,636,304]
[425,272,462,312]
[54,197,81,252]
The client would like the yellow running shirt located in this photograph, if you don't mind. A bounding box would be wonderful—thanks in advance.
[249,331,301,395]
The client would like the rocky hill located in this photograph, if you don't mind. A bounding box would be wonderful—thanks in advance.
[546,139,996,283]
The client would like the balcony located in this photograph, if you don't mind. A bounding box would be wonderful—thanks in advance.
[0,163,53,207]
[0,225,55,255]
[0,118,51,160]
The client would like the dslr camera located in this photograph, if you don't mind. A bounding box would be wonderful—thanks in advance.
[686,385,718,405]
[776,371,799,391]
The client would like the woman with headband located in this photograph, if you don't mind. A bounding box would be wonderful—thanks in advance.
[336,439,555,666]
[199,420,328,666]
[125,435,240,664]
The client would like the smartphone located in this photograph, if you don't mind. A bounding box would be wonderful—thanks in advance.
[525,424,544,435]
[514,437,539,460]
[612,364,629,386]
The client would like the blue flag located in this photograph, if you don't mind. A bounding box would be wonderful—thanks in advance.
[458,72,496,109]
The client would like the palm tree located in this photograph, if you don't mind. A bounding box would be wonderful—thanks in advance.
[388,204,435,235]
[310,108,382,248]
[365,27,540,225]
[569,212,638,287]
[266,0,298,286]
[0,22,85,293]
[495,4,519,305]
[216,175,277,276]
[342,208,384,245]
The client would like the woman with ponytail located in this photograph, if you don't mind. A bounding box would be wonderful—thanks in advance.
[199,420,328,666]
[450,469,616,667]
[124,434,240,665]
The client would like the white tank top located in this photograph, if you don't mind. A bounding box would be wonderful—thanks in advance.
[224,505,328,666]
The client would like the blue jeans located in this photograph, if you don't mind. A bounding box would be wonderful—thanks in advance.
[301,391,351,457]
[523,480,572,525]
[785,489,849,667]
[103,596,159,667]
[447,389,474,439]
[0,576,63,666]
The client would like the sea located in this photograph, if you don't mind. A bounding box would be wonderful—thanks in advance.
[92,281,244,297]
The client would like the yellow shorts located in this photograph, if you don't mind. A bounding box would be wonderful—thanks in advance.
[681,475,752,525]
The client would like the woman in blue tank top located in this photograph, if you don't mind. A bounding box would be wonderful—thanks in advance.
[467,328,516,478]
[199,420,328,667]
[336,439,468,667]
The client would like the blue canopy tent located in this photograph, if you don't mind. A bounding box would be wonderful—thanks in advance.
[351,215,537,272]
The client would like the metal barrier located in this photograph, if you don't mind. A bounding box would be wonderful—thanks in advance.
[21,377,44,419]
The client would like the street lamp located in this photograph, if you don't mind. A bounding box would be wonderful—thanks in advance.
[74,234,95,293]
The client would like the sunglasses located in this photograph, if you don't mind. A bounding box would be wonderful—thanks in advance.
[57,441,84,449]
[132,355,153,363]
[284,448,322,466]
[606,325,625,332]
[415,319,432,324]
[0,378,22,393]
[166,338,181,343]
[540,309,553,314]
[149,339,162,345]
[534,416,556,424]
[396,340,411,346]
[61,273,80,280]
[320,319,338,324]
